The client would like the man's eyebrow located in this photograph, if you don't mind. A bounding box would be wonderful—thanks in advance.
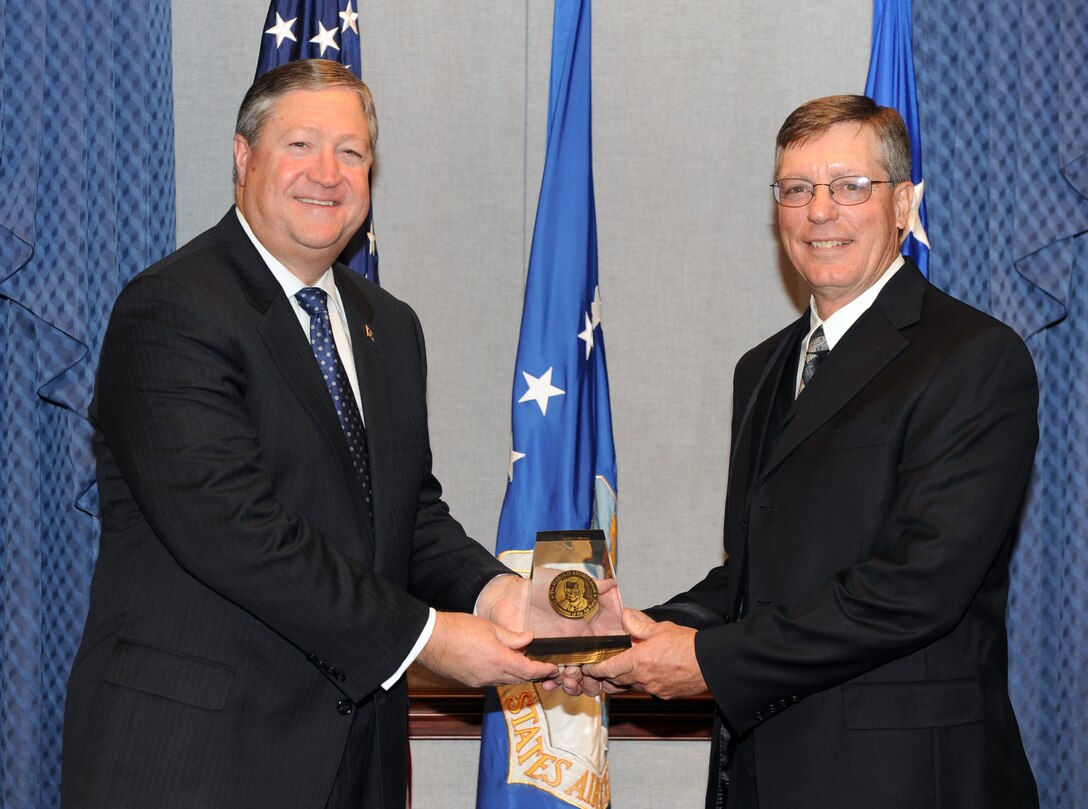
[282,125,367,142]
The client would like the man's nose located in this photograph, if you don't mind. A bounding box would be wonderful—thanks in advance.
[807,185,838,223]
[308,147,340,186]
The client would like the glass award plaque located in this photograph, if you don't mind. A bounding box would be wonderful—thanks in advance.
[524,529,631,665]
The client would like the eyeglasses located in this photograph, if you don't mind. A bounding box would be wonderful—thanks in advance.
[771,176,897,207]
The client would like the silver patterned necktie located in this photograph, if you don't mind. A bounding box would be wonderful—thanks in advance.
[294,287,373,527]
[798,325,829,396]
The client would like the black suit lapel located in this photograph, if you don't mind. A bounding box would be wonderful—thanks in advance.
[334,267,389,562]
[253,295,366,493]
[741,321,806,483]
[726,318,806,618]
[214,213,353,452]
[216,209,377,554]
[757,260,927,484]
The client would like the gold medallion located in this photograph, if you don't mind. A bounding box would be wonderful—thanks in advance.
[548,570,599,619]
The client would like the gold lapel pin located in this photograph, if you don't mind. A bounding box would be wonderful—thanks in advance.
[365,324,374,342]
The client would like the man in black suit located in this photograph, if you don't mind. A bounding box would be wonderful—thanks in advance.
[61,60,554,809]
[577,96,1040,808]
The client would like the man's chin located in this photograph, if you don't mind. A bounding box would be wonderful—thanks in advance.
[297,232,356,257]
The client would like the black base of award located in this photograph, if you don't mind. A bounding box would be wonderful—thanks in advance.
[525,634,632,665]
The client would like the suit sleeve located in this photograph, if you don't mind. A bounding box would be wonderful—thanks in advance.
[693,325,1039,735]
[94,273,457,702]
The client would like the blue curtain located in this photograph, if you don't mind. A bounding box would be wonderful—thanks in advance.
[0,2,175,807]
[914,2,1088,807]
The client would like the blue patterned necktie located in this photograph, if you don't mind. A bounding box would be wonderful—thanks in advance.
[294,287,373,526]
[798,325,829,395]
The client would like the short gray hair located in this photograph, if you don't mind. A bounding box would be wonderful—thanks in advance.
[774,95,911,184]
[233,59,378,183]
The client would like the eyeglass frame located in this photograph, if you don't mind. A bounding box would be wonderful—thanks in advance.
[769,175,900,207]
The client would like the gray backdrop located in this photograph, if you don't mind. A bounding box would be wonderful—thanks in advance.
[172,2,870,805]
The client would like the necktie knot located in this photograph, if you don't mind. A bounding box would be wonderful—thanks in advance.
[799,325,830,394]
[295,287,330,317]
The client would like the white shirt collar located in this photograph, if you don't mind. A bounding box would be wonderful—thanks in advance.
[235,207,340,310]
[805,254,905,350]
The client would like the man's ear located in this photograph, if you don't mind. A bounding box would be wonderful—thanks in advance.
[233,134,251,186]
[894,180,914,230]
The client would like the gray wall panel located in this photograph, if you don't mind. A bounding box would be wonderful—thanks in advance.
[362,4,532,550]
[172,2,267,241]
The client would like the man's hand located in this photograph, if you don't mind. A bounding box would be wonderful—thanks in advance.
[416,611,558,688]
[580,609,708,699]
[475,573,530,631]
[476,573,625,693]
[539,664,625,697]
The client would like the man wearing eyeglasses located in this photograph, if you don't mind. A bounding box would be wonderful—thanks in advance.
[572,95,1040,809]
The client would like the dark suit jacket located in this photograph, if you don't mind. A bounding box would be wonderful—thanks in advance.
[653,261,1040,809]
[62,210,508,809]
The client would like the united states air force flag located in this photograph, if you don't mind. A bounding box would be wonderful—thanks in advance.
[256,0,380,284]
[476,0,617,807]
[865,0,930,276]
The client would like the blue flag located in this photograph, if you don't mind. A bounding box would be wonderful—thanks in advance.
[255,0,380,284]
[864,0,930,277]
[475,0,617,807]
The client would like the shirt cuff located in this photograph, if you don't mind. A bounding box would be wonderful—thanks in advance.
[382,607,436,690]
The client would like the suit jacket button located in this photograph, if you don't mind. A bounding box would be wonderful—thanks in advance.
[754,711,764,722]
[336,700,353,716]
[740,519,748,531]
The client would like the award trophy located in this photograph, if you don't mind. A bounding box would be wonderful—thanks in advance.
[524,529,631,665]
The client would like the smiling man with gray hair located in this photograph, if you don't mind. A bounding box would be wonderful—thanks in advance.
[573,95,1040,809]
